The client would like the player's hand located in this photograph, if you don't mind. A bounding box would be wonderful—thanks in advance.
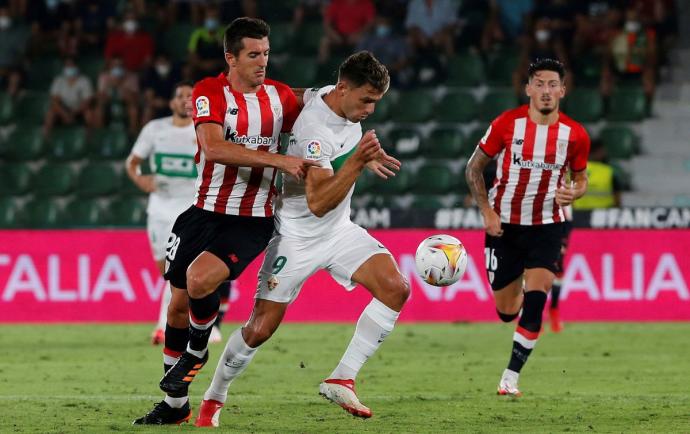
[366,149,401,179]
[556,183,576,206]
[353,130,381,165]
[136,175,156,193]
[482,208,503,237]
[278,155,319,181]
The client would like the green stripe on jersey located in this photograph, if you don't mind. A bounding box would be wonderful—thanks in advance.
[153,153,197,178]
[331,146,357,172]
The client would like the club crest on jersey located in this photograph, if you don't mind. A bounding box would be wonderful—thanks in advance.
[267,275,280,290]
[196,96,210,117]
[306,141,321,160]
[557,139,568,156]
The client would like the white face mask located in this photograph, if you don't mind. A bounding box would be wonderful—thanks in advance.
[63,66,78,77]
[535,29,551,43]
[155,63,170,76]
[111,66,125,78]
[625,20,641,33]
[0,16,11,30]
[123,19,138,34]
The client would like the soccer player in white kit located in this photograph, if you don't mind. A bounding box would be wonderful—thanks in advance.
[194,51,409,427]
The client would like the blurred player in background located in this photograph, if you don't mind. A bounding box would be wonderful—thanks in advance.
[549,203,571,333]
[194,51,407,427]
[125,80,231,347]
[466,58,590,397]
[133,17,316,425]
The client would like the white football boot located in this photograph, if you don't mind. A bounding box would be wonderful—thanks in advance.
[497,369,522,397]
[319,379,372,418]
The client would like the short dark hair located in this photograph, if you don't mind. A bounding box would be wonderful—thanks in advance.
[528,58,566,81]
[223,17,270,56]
[338,51,390,93]
[171,80,194,98]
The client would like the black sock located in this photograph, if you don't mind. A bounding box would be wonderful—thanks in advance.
[163,325,189,373]
[214,281,231,329]
[551,284,561,309]
[188,291,220,353]
[507,291,547,373]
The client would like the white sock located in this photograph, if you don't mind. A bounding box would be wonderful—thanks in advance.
[329,298,400,380]
[156,282,172,330]
[164,395,188,408]
[203,328,258,403]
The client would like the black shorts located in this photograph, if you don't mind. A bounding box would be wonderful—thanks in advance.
[554,221,573,277]
[484,223,564,291]
[163,206,274,289]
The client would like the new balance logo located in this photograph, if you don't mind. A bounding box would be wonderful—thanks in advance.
[228,107,239,115]
[512,138,524,146]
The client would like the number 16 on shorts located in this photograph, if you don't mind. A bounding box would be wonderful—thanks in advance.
[485,247,497,284]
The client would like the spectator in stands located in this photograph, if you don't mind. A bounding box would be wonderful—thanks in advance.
[95,56,140,136]
[43,57,94,137]
[482,0,535,51]
[0,5,29,98]
[572,0,624,59]
[292,0,327,30]
[532,0,577,48]
[631,0,677,65]
[104,10,154,73]
[141,52,182,124]
[26,0,76,56]
[318,0,375,63]
[405,0,457,84]
[600,5,657,106]
[574,139,622,209]
[454,0,490,52]
[357,15,413,87]
[187,5,225,81]
[76,0,116,53]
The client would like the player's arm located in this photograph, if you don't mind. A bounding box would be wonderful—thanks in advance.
[466,148,503,236]
[196,123,317,180]
[305,130,381,217]
[125,154,156,193]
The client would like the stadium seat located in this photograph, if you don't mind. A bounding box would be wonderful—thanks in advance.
[599,126,637,160]
[277,57,318,87]
[410,194,445,210]
[0,163,33,196]
[364,93,392,124]
[0,92,13,124]
[360,194,396,209]
[354,170,376,195]
[563,88,603,122]
[291,22,323,55]
[31,163,75,196]
[412,163,454,194]
[76,162,121,197]
[60,198,105,227]
[160,22,197,62]
[572,53,602,87]
[388,127,423,159]
[423,127,465,159]
[466,126,487,153]
[106,197,147,226]
[23,197,62,228]
[371,168,411,194]
[390,90,434,123]
[0,198,23,228]
[26,57,63,91]
[610,161,632,191]
[435,90,478,123]
[13,92,50,125]
[48,127,88,161]
[78,56,105,84]
[2,126,44,161]
[487,51,519,86]
[446,52,485,87]
[119,174,147,197]
[607,88,647,121]
[478,89,516,123]
[89,127,129,160]
[268,22,293,54]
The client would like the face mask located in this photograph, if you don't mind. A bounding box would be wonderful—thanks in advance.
[46,0,59,10]
[535,29,551,43]
[123,19,138,34]
[111,66,124,78]
[205,18,218,31]
[0,16,11,30]
[64,66,78,77]
[155,63,170,76]
[376,24,390,37]
[625,20,641,33]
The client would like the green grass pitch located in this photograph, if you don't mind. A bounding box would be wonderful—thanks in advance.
[1,323,688,433]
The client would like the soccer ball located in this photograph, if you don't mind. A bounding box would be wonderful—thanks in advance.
[415,235,468,287]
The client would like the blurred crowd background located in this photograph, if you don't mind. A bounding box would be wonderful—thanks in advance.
[0,0,687,228]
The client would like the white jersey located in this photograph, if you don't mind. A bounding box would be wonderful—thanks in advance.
[131,116,197,220]
[275,86,362,238]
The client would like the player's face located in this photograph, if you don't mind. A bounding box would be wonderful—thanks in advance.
[526,70,565,115]
[226,37,270,88]
[340,82,385,123]
[170,85,192,118]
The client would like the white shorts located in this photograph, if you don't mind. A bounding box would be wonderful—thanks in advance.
[255,223,390,303]
[147,215,175,261]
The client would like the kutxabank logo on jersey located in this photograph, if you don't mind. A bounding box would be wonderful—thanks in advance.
[224,129,273,145]
[511,153,563,170]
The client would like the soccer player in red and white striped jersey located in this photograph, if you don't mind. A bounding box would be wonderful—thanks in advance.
[466,58,590,397]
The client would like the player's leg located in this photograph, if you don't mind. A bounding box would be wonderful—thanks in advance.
[486,225,525,322]
[147,216,172,344]
[550,222,571,333]
[210,281,232,344]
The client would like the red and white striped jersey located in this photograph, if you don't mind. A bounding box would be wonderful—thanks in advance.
[478,105,590,225]
[191,74,300,217]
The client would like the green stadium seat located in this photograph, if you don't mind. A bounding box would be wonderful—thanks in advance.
[106,197,147,226]
[0,198,23,228]
[23,197,62,228]
[423,127,465,159]
[446,52,485,87]
[412,163,454,194]
[76,162,121,197]
[0,163,33,196]
[354,170,376,195]
[31,163,75,196]
[607,88,647,121]
[120,174,147,197]
[48,127,88,161]
[269,22,293,55]
[160,22,197,62]
[572,53,602,87]
[291,22,323,55]
[478,89,516,122]
[466,126,487,154]
[0,92,14,124]
[78,56,105,84]
[13,92,50,125]
[26,57,63,91]
[563,88,603,122]
[487,51,519,86]
[89,127,130,160]
[60,198,105,227]
[435,90,478,123]
[364,93,392,124]
[390,90,434,123]
[2,127,44,161]
[410,194,445,210]
[610,161,632,191]
[599,126,637,160]
[277,57,318,87]
[315,57,342,85]
[371,168,411,195]
[388,127,423,159]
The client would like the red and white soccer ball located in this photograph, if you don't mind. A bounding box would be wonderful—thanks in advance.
[414,234,468,287]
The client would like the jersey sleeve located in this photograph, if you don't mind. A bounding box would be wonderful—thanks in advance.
[130,122,155,158]
[292,124,336,170]
[569,125,591,172]
[192,78,226,127]
[478,114,507,158]
[276,83,301,133]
